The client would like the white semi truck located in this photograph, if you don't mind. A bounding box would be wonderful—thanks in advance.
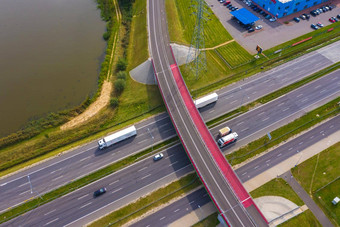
[194,93,218,109]
[218,132,238,148]
[98,126,137,150]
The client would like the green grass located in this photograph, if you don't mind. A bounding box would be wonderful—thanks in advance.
[170,0,232,47]
[314,179,340,226]
[88,174,202,227]
[215,42,254,68]
[277,210,321,227]
[165,0,186,45]
[192,212,219,227]
[292,142,340,226]
[0,137,178,224]
[227,97,340,166]
[250,178,304,206]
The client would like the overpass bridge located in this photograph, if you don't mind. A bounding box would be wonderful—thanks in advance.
[148,0,268,226]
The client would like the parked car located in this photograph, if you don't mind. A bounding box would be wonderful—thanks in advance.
[224,1,231,5]
[293,17,300,22]
[317,22,324,27]
[310,10,318,16]
[269,17,277,22]
[252,6,258,11]
[93,187,107,197]
[327,5,334,10]
[337,14,340,19]
[219,0,226,3]
[303,13,310,19]
[329,17,336,23]
[248,28,255,32]
[311,24,319,30]
[227,4,233,9]
[232,7,238,11]
[153,153,164,161]
[255,25,263,30]
[265,14,272,19]
[300,14,306,20]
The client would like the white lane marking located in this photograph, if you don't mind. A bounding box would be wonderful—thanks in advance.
[289,147,293,151]
[0,183,7,187]
[50,168,62,174]
[44,209,56,216]
[262,117,269,122]
[82,163,92,169]
[320,89,327,94]
[163,128,174,134]
[52,175,63,182]
[252,91,257,95]
[174,209,180,212]
[254,166,259,169]
[301,98,309,103]
[18,182,29,188]
[314,85,321,89]
[242,172,247,176]
[278,102,285,107]
[111,188,123,194]
[141,174,152,180]
[165,154,175,159]
[330,125,334,128]
[331,76,338,81]
[44,218,59,226]
[299,142,303,145]
[241,128,249,132]
[257,112,265,116]
[138,167,148,172]
[146,225,150,227]
[230,100,238,104]
[79,157,91,162]
[77,194,88,200]
[266,159,271,163]
[277,153,282,157]
[138,139,148,144]
[209,110,215,113]
[159,123,170,129]
[160,217,166,220]
[109,180,119,186]
[19,190,31,196]
[282,107,289,112]
[310,136,314,139]
[189,200,195,205]
[297,94,303,98]
[80,202,92,209]
[168,161,178,167]
[236,121,244,126]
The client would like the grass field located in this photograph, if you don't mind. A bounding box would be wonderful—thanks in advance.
[278,210,321,227]
[292,142,340,225]
[165,0,186,45]
[168,0,232,47]
[250,178,304,206]
[192,212,219,227]
[215,42,253,68]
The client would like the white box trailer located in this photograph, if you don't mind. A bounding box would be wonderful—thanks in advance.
[218,132,238,148]
[194,93,218,109]
[98,126,137,150]
[219,127,232,137]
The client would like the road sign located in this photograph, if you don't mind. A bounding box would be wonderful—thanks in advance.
[267,132,272,140]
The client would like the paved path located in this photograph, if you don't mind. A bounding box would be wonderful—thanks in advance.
[280,171,334,227]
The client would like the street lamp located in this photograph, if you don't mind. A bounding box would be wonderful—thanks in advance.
[147,128,155,152]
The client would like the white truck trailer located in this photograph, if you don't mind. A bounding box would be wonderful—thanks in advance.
[194,93,218,109]
[218,132,238,148]
[98,126,137,150]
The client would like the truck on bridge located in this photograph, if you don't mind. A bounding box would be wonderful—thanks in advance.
[98,126,137,150]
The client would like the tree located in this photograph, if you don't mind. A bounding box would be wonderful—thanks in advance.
[114,79,126,94]
[117,71,127,80]
[116,58,127,71]
[110,97,119,108]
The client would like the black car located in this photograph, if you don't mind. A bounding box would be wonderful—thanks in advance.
[337,14,340,19]
[248,28,255,32]
[227,4,233,8]
[311,23,319,30]
[293,17,300,22]
[310,10,317,16]
[93,187,107,197]
[303,13,310,19]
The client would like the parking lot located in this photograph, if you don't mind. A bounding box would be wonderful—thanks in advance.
[205,0,340,53]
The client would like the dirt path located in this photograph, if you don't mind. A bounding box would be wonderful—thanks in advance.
[203,39,235,51]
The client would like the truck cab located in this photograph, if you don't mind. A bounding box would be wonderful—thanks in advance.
[98,139,106,150]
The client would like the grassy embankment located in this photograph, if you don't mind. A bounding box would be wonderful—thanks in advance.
[292,142,340,226]
[278,210,321,227]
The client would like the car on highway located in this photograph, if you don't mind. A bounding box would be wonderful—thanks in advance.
[93,187,106,197]
[153,153,164,161]
[317,22,324,27]
[293,17,300,22]
[311,23,319,30]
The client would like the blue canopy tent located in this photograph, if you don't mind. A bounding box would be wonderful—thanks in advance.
[230,8,259,25]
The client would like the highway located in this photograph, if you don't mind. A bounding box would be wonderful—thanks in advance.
[131,115,340,227]
[0,39,338,212]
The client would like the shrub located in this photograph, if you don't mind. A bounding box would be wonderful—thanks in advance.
[114,79,126,94]
[103,31,111,41]
[110,97,119,108]
[116,58,128,71]
[117,71,127,80]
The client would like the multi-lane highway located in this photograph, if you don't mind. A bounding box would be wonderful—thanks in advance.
[3,69,339,225]
[131,115,340,227]
[1,39,338,213]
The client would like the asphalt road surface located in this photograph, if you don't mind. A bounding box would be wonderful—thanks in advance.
[1,39,338,213]
[131,115,340,227]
